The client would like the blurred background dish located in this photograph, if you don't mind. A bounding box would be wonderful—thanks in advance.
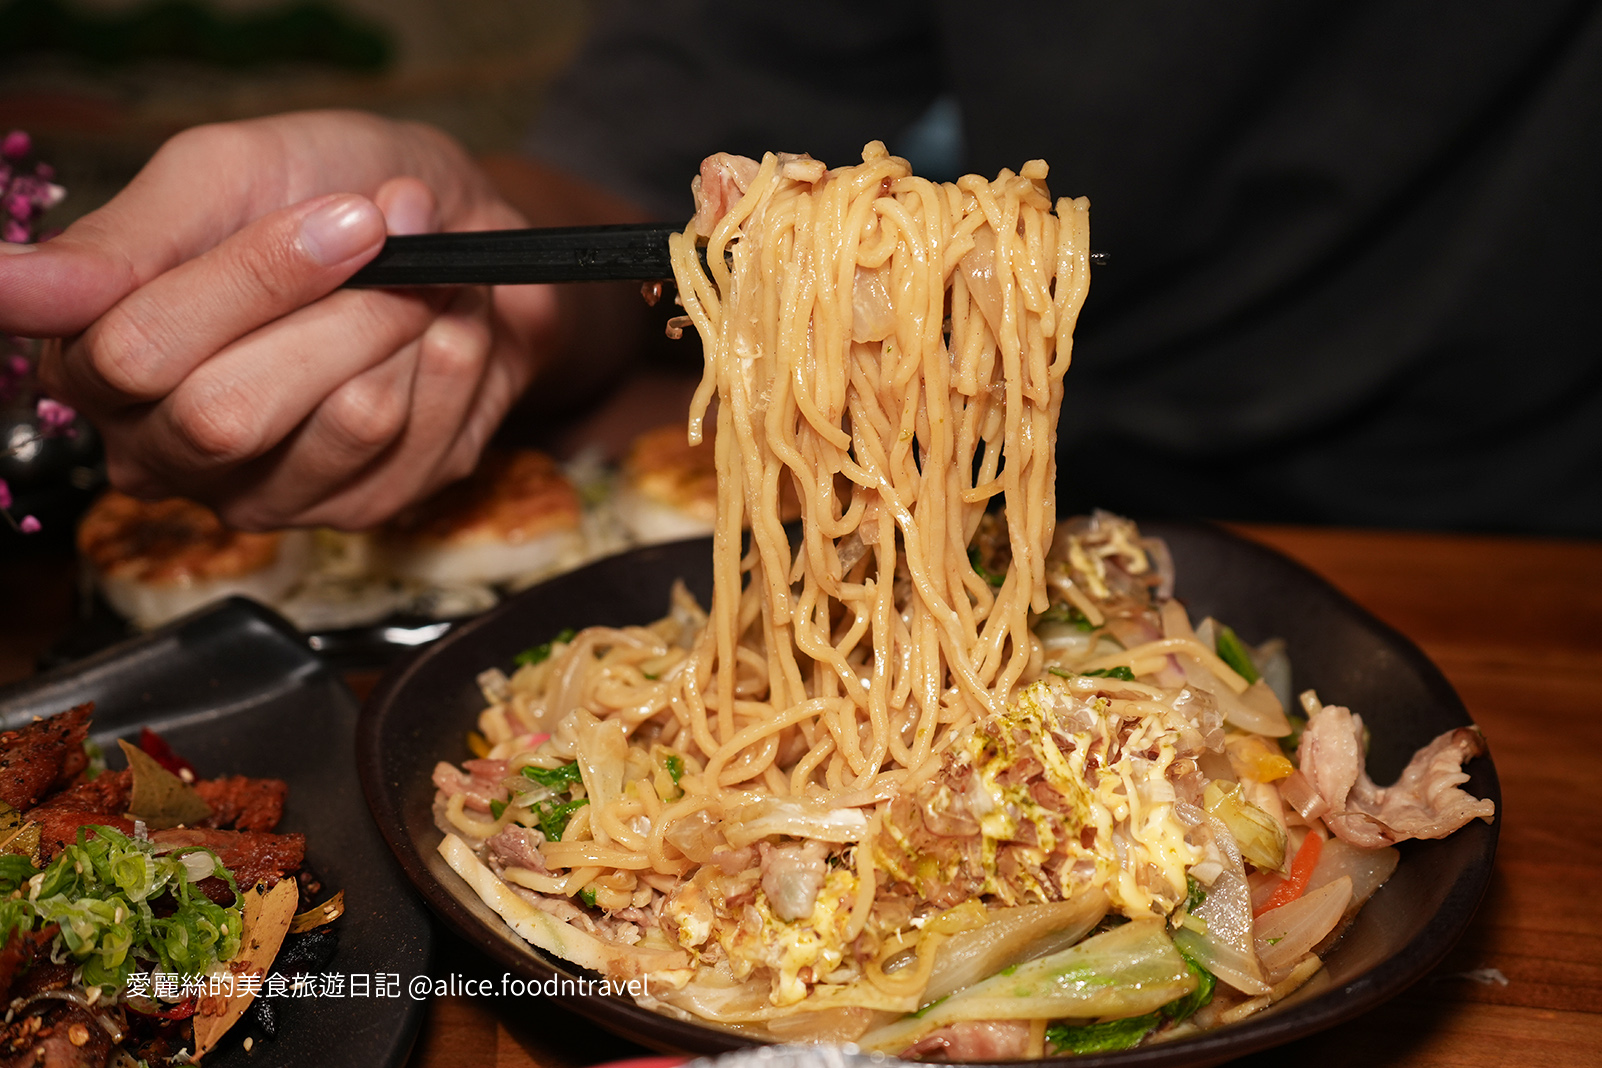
[78,489,316,630]
[615,423,718,545]
[379,448,588,590]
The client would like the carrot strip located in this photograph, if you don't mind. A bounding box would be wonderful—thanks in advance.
[1255,831,1324,916]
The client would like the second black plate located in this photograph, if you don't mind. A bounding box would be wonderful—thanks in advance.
[0,597,432,1068]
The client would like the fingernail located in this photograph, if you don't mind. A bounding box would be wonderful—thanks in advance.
[0,242,37,255]
[299,196,383,266]
[384,192,436,237]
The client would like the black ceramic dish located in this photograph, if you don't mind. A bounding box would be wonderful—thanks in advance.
[0,597,432,1068]
[358,522,1500,1067]
[47,591,465,675]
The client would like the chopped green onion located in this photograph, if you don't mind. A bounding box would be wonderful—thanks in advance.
[664,754,684,785]
[488,799,506,820]
[522,762,584,790]
[1082,666,1137,681]
[534,798,589,842]
[579,886,597,908]
[969,547,1006,588]
[0,825,244,989]
[1214,625,1260,684]
[514,627,578,668]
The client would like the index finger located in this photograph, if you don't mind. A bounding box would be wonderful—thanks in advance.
[0,113,461,337]
[49,192,389,409]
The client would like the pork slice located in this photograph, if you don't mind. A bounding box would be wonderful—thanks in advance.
[193,775,287,832]
[1299,705,1495,848]
[690,153,761,236]
[151,827,306,892]
[902,1020,1033,1061]
[759,841,828,921]
[485,825,549,876]
[26,768,131,819]
[37,811,137,861]
[0,703,93,810]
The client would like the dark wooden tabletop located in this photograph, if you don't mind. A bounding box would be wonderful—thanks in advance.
[3,522,1599,1067]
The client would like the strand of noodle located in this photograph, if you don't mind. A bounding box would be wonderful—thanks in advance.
[445,792,512,839]
[1080,639,1250,692]
[703,698,838,786]
[842,811,883,942]
[501,867,574,896]
[541,842,655,871]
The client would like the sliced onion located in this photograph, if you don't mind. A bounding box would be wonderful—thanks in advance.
[723,797,870,846]
[1173,815,1270,995]
[572,709,628,816]
[1254,875,1352,981]
[1277,769,1329,821]
[1306,837,1398,917]
[1182,660,1290,736]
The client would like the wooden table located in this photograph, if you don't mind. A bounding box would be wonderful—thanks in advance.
[3,524,1599,1067]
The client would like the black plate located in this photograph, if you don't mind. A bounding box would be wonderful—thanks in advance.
[358,522,1500,1067]
[0,597,432,1068]
[48,590,467,676]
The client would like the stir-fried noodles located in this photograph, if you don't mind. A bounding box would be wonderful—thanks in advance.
[433,146,1495,1059]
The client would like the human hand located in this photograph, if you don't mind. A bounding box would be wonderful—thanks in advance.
[0,111,557,530]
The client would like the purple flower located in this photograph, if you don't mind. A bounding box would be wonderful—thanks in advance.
[6,355,28,377]
[0,477,10,510]
[36,397,76,435]
[18,515,40,534]
[2,220,26,244]
[0,131,29,160]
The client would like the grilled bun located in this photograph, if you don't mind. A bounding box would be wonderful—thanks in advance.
[77,491,313,629]
[380,449,586,587]
[615,424,719,544]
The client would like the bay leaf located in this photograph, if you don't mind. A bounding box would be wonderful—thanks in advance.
[193,878,298,1061]
[119,739,212,830]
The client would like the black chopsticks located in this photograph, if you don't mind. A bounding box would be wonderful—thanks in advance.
[343,222,685,287]
[343,223,1107,288]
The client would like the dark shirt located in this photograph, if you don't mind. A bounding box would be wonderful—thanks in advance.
[529,1,1602,535]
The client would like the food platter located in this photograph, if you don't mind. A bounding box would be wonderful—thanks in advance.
[357,521,1499,1067]
[0,597,432,1068]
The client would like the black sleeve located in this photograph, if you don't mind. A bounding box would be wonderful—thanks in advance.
[526,0,944,219]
